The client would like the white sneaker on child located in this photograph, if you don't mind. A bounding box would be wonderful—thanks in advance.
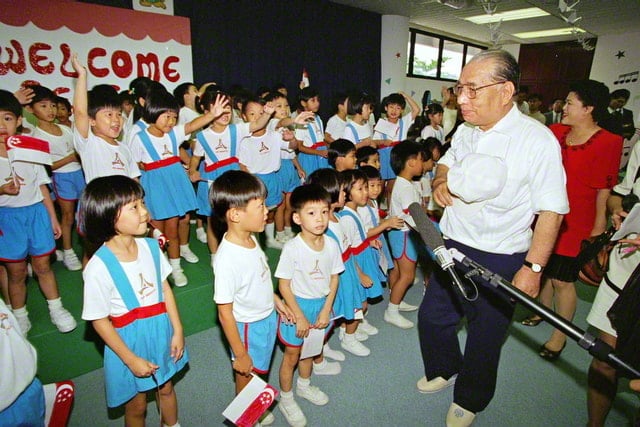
[196,227,207,244]
[340,336,370,357]
[63,250,83,271]
[50,307,77,333]
[266,238,283,250]
[13,310,32,335]
[179,245,199,263]
[384,309,414,329]
[296,385,329,406]
[279,398,306,427]
[359,318,379,335]
[322,343,345,361]
[312,359,341,375]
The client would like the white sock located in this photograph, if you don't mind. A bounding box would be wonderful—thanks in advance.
[169,258,182,271]
[276,230,285,239]
[13,306,28,317]
[180,244,189,250]
[280,390,294,401]
[314,359,326,368]
[343,332,356,343]
[265,222,275,240]
[47,297,63,311]
[297,377,311,389]
[387,303,399,313]
[284,226,292,235]
[63,248,75,256]
[163,423,181,427]
[210,253,216,263]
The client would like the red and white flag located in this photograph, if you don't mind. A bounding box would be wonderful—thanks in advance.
[223,375,278,427]
[301,68,310,88]
[6,135,52,165]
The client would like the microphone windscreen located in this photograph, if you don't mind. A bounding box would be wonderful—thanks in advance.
[408,202,444,251]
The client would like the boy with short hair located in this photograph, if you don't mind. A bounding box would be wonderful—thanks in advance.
[276,184,344,427]
[356,146,380,169]
[71,54,140,184]
[0,89,76,334]
[327,138,356,172]
[27,85,84,271]
[385,141,425,329]
[210,170,293,424]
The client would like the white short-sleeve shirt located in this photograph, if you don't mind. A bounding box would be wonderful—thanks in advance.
[238,131,289,174]
[74,127,140,183]
[0,157,49,207]
[32,125,81,173]
[373,112,414,142]
[343,120,371,143]
[193,122,252,167]
[326,114,347,140]
[130,125,187,163]
[389,176,421,231]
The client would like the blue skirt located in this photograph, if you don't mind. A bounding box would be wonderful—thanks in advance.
[141,163,197,220]
[378,146,396,180]
[196,162,240,216]
[297,150,328,176]
[104,313,189,408]
[256,172,283,209]
[278,159,300,193]
[354,247,384,299]
[332,257,365,320]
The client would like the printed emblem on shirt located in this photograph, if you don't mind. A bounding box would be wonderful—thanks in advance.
[308,259,325,281]
[162,144,173,157]
[0,312,12,333]
[136,273,156,300]
[112,153,125,170]
[215,139,228,152]
[259,140,269,153]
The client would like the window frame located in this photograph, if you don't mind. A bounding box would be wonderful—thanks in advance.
[407,28,487,82]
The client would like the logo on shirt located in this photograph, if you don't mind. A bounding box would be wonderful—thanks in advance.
[162,144,173,157]
[309,259,325,280]
[259,140,269,153]
[112,153,125,170]
[137,273,156,300]
[0,312,12,334]
[215,138,228,152]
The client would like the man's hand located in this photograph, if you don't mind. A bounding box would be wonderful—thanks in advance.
[432,178,453,207]
[512,266,541,298]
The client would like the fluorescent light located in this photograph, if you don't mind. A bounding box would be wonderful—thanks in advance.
[513,27,585,39]
[464,7,549,24]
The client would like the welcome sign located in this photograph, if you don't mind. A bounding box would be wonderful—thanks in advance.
[0,0,192,96]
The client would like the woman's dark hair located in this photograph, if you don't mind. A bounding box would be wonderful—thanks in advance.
[142,89,179,124]
[340,169,368,202]
[79,175,145,250]
[347,92,375,116]
[568,80,611,124]
[306,168,342,204]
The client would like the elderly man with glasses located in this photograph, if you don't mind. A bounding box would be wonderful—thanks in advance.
[415,49,569,426]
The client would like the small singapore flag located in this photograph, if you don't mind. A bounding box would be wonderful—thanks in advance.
[223,375,278,427]
[6,135,52,165]
[301,68,310,88]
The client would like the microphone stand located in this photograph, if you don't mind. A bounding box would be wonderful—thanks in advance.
[449,248,640,379]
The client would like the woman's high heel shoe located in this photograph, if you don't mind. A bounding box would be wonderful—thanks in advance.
[539,342,566,361]
[521,316,543,327]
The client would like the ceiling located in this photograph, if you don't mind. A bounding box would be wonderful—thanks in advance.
[330,0,640,46]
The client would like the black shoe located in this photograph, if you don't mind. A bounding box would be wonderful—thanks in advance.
[521,316,543,327]
[539,343,566,361]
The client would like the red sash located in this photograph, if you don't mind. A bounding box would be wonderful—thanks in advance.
[310,142,326,149]
[110,302,167,328]
[341,248,352,262]
[351,237,372,256]
[143,156,181,171]
[204,156,239,173]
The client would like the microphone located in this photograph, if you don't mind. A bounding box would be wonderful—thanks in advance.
[408,203,477,300]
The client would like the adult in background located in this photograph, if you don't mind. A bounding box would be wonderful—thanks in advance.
[605,89,636,140]
[522,81,622,362]
[417,49,569,427]
[545,98,565,126]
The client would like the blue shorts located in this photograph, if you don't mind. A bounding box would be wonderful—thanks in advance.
[278,296,333,348]
[0,203,55,261]
[277,159,300,194]
[232,310,277,374]
[0,377,45,427]
[388,229,418,262]
[52,169,86,201]
[256,172,283,209]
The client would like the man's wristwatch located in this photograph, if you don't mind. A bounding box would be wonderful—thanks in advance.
[523,260,544,273]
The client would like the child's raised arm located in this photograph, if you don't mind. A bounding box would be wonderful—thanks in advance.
[71,54,90,139]
[400,91,421,121]
[184,93,229,135]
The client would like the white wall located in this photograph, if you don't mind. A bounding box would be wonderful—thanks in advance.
[590,31,640,124]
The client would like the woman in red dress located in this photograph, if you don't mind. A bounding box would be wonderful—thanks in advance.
[521,80,623,360]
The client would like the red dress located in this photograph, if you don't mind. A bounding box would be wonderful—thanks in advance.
[550,124,623,256]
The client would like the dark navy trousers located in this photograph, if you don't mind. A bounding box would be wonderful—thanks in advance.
[418,239,527,413]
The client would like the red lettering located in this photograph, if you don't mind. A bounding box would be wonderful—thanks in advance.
[136,53,160,81]
[29,43,54,75]
[0,40,26,75]
[88,47,109,78]
[163,56,180,83]
[59,44,78,78]
[111,50,133,79]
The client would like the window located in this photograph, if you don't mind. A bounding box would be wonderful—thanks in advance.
[407,29,486,81]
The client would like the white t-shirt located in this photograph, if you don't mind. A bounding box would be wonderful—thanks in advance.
[420,125,445,144]
[124,120,149,151]
[130,125,187,163]
[325,115,347,140]
[389,176,421,231]
[0,157,49,207]
[342,120,371,143]
[439,104,569,254]
[193,122,252,168]
[32,125,81,173]
[373,112,414,142]
[82,238,172,319]
[327,219,350,254]
[339,206,367,247]
[213,234,274,323]
[442,107,458,138]
[178,106,200,141]
[295,115,324,148]
[238,131,289,174]
[74,127,140,183]
[0,298,38,412]
[275,234,344,299]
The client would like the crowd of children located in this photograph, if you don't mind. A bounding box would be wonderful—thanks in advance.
[0,61,448,425]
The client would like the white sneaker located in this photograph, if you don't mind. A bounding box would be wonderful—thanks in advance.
[416,374,457,394]
[340,337,370,357]
[399,300,419,312]
[446,402,476,427]
[259,410,275,426]
[196,227,207,244]
[322,343,345,361]
[313,359,341,375]
[296,385,329,406]
[14,311,32,335]
[171,269,188,287]
[384,309,414,329]
[63,251,83,271]
[338,327,368,342]
[279,399,306,427]
[50,307,77,333]
[359,318,379,335]
[55,249,64,262]
[266,238,283,250]
[179,245,199,263]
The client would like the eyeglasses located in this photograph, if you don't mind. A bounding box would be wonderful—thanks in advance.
[454,81,507,99]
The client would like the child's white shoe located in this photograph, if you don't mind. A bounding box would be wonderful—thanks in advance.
[359,318,379,335]
[179,245,199,263]
[196,227,207,244]
[312,359,341,375]
[279,397,306,427]
[322,342,345,361]
[50,307,77,333]
[296,385,329,406]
